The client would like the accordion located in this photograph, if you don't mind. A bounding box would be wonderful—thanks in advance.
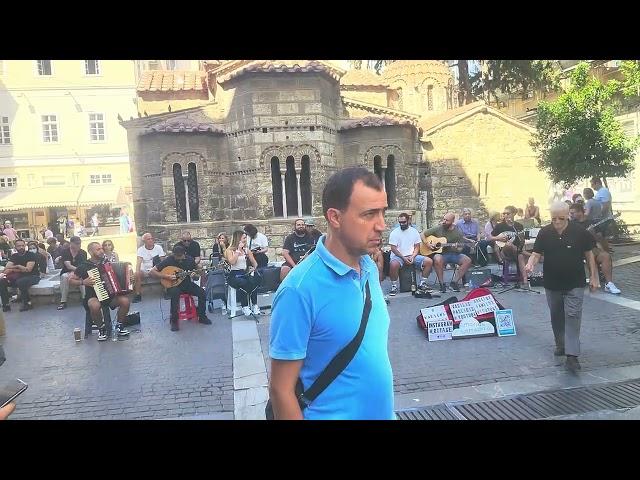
[87,261,133,302]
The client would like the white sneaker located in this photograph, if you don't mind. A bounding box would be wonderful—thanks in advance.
[251,304,261,315]
[605,282,621,294]
[242,306,252,316]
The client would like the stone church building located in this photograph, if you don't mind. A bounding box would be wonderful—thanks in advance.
[121,60,553,254]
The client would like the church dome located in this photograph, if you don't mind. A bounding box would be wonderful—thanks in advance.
[382,60,453,87]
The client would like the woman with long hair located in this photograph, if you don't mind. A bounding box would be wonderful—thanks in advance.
[224,230,262,316]
[211,232,229,262]
[102,240,119,263]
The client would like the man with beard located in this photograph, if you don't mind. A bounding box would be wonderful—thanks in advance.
[388,212,428,296]
[69,242,131,341]
[282,218,316,269]
[0,239,40,312]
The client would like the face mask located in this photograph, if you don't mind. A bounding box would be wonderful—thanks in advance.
[29,248,38,253]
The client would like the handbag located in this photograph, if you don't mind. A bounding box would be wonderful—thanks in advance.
[265,281,372,420]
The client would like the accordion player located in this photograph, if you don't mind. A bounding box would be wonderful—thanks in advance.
[87,261,134,302]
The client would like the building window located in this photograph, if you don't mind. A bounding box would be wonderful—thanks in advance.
[85,60,100,75]
[0,116,10,145]
[186,163,200,222]
[42,176,66,186]
[0,177,17,188]
[300,155,312,215]
[284,156,298,217]
[89,113,105,141]
[385,155,396,208]
[37,60,52,76]
[42,115,59,143]
[271,157,284,217]
[173,164,187,222]
[427,85,434,111]
[90,173,112,184]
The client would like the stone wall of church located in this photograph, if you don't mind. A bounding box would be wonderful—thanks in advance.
[424,111,551,224]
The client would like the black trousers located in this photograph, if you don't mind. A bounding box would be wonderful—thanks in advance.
[0,275,40,305]
[167,280,206,322]
[226,270,261,307]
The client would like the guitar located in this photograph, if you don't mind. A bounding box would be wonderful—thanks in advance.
[587,212,621,231]
[495,229,525,249]
[419,235,474,256]
[160,265,212,289]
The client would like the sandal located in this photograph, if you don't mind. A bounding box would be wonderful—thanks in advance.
[57,302,67,310]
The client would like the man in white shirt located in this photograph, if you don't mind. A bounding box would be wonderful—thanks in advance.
[244,224,269,268]
[388,212,432,296]
[133,232,166,303]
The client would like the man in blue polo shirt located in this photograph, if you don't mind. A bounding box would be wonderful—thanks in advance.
[269,167,394,420]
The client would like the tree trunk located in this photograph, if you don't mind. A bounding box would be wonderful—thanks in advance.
[458,60,471,105]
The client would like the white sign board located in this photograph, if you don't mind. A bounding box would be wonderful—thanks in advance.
[426,319,454,341]
[469,295,500,316]
[420,305,450,323]
[449,301,477,322]
[495,309,516,337]
[451,317,496,339]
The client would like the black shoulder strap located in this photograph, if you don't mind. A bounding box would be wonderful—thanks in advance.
[299,281,372,406]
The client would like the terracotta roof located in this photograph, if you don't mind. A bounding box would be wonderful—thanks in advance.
[419,101,536,135]
[137,70,207,92]
[340,69,388,88]
[341,97,420,121]
[143,114,224,134]
[338,116,416,131]
[216,60,346,85]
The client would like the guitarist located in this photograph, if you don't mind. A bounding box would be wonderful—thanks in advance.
[0,239,40,312]
[421,213,473,293]
[150,244,211,332]
[569,203,621,295]
[492,206,528,286]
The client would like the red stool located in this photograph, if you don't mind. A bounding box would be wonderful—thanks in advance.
[178,294,198,322]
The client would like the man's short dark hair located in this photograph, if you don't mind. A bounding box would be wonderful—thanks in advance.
[47,237,57,245]
[591,177,602,186]
[505,205,517,215]
[14,239,25,246]
[173,244,186,255]
[570,203,585,213]
[244,224,258,238]
[69,236,81,244]
[322,167,383,219]
[398,212,410,222]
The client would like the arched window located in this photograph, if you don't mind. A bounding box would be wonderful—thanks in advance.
[271,156,283,217]
[300,155,312,215]
[285,156,298,217]
[373,155,383,185]
[385,155,396,208]
[173,163,187,222]
[187,162,199,221]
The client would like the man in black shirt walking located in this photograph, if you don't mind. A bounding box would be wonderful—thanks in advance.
[150,244,211,331]
[0,239,40,312]
[525,201,599,373]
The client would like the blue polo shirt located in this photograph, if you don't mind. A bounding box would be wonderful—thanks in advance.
[269,235,395,420]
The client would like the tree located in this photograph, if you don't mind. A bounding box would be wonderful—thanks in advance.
[531,62,639,188]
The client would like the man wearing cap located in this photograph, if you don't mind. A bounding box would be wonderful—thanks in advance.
[150,244,211,331]
[304,218,322,245]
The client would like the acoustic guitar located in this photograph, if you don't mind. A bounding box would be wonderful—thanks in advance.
[160,265,212,289]
[419,236,470,256]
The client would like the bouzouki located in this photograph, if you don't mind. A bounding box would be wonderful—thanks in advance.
[160,265,213,289]
[495,228,525,249]
[587,212,621,231]
[420,235,475,256]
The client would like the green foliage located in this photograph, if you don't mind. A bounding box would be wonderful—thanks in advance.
[620,60,640,97]
[531,62,639,188]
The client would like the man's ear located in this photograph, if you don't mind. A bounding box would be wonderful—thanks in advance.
[326,208,341,229]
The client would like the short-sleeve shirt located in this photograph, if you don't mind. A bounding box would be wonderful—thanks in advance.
[74,260,102,302]
[533,222,596,290]
[388,226,422,257]
[584,198,602,222]
[137,244,166,271]
[155,255,197,284]
[8,251,40,276]
[422,225,464,252]
[270,236,394,420]
[60,248,87,275]
[283,232,315,264]
[175,240,201,259]
[248,232,269,251]
[3,228,18,241]
[455,219,479,239]
[492,221,525,249]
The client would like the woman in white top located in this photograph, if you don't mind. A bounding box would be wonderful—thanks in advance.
[224,230,262,316]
